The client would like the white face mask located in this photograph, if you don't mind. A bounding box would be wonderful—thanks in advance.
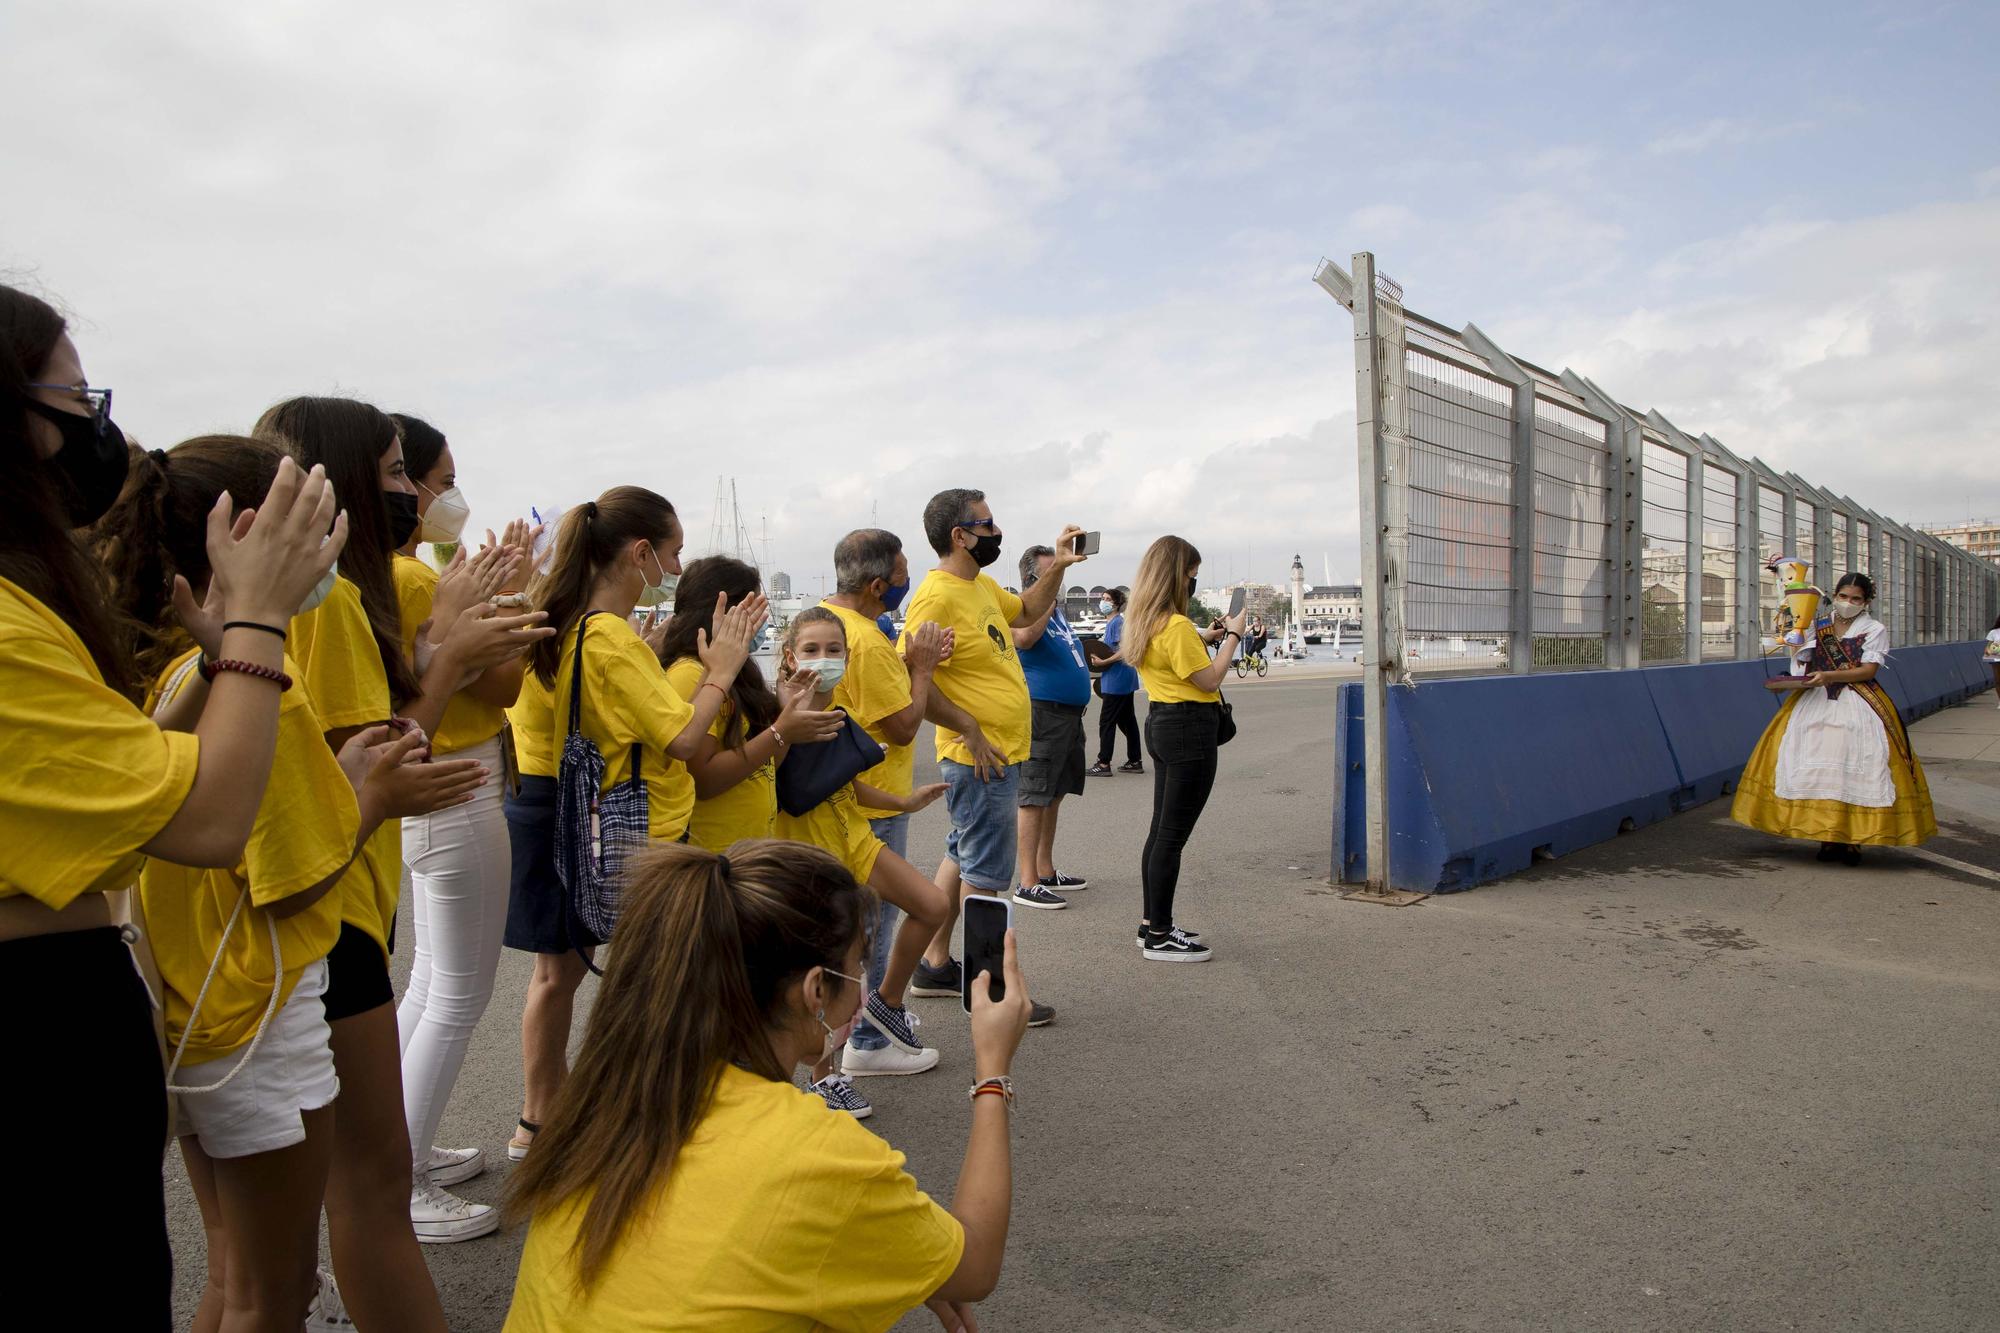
[297,559,338,617]
[637,546,679,608]
[417,483,471,544]
[1833,599,1865,620]
[798,656,847,692]
[815,967,863,1061]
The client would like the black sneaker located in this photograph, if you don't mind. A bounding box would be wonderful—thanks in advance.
[1134,924,1202,949]
[1142,930,1211,962]
[1039,871,1088,891]
[1012,883,1069,910]
[1087,762,1114,777]
[863,992,926,1055]
[909,957,962,998]
[1118,760,1145,774]
[1028,1001,1056,1027]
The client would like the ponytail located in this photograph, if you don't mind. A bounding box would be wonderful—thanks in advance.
[506,839,870,1287]
[530,486,677,686]
[92,436,286,682]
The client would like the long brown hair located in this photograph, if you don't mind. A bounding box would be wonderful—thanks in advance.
[530,486,677,687]
[92,436,287,682]
[506,839,871,1287]
[0,284,136,697]
[653,555,778,747]
[254,397,422,703]
[1119,534,1202,668]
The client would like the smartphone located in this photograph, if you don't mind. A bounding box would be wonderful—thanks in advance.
[1070,530,1102,557]
[961,894,1012,1012]
[1227,587,1247,618]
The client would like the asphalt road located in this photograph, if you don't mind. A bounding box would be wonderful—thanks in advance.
[165,678,2000,1331]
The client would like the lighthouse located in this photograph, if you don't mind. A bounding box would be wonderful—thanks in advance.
[1290,554,1306,631]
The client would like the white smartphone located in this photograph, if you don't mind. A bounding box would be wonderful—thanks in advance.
[1071,530,1102,557]
[961,894,1012,1013]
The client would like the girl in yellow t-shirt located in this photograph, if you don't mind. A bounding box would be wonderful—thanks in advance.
[509,487,763,1164]
[257,396,546,1328]
[774,608,949,1110]
[657,557,846,852]
[1119,536,1246,964]
[95,435,483,1330]
[385,412,547,1231]
[0,284,341,1328]
[505,839,1033,1333]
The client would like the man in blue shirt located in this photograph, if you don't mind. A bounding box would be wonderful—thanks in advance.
[1012,544,1094,908]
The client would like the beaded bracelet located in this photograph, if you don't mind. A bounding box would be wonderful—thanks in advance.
[208,659,292,691]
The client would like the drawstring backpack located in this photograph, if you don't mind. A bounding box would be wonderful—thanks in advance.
[555,611,649,954]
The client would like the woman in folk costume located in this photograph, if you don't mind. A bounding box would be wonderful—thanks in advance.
[1732,573,1935,864]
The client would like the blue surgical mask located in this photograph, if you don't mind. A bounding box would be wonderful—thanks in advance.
[638,546,678,608]
[801,657,847,692]
[1099,599,1115,615]
[881,578,910,613]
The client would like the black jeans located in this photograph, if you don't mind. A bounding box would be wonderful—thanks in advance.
[1096,690,1140,765]
[1141,702,1221,931]
[1,928,172,1329]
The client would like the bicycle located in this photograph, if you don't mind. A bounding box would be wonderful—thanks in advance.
[1233,649,1268,678]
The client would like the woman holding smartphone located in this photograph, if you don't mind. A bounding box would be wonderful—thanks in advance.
[1119,536,1244,962]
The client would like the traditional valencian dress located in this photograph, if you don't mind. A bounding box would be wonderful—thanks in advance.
[1731,614,1935,845]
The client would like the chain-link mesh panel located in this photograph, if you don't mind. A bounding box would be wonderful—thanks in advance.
[1530,399,1612,667]
[1403,348,1514,647]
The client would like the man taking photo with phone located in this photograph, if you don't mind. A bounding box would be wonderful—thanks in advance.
[902,488,1087,1028]
[1010,544,1093,910]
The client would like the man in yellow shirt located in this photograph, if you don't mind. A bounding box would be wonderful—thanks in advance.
[901,489,1087,1027]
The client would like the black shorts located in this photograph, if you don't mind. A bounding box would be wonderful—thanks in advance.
[321,922,393,1021]
[504,776,575,955]
[0,927,172,1328]
[1019,700,1088,807]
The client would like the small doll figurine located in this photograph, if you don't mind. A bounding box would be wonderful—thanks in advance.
[1762,555,1825,653]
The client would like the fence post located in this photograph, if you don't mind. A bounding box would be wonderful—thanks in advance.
[1564,373,1644,668]
[1462,324,1536,672]
[1350,252,1398,891]
[1711,438,1760,660]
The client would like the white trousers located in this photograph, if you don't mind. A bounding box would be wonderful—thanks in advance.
[397,735,510,1171]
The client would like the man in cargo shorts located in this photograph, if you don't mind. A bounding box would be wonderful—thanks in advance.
[1011,544,1092,909]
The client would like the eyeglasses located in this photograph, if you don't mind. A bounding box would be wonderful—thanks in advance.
[26,383,113,438]
[957,518,999,533]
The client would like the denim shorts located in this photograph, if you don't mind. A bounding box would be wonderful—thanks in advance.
[940,759,1021,892]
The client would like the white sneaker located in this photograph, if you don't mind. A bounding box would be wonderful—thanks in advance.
[306,1269,355,1331]
[842,1042,942,1077]
[410,1177,500,1244]
[427,1144,485,1187]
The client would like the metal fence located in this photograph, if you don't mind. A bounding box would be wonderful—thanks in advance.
[1315,252,2000,678]
[1317,251,2000,896]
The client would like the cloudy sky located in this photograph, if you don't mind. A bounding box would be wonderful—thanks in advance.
[6,1,1996,593]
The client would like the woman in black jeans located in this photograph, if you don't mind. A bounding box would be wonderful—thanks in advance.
[1119,536,1246,962]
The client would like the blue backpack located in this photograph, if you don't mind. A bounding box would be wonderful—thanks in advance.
[554,612,649,949]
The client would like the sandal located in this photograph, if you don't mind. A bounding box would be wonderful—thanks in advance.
[507,1117,540,1162]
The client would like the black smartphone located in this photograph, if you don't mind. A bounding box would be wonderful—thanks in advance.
[1227,587,1247,618]
[961,894,1012,1012]
[1071,530,1101,557]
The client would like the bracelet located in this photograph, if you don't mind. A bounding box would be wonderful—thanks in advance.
[699,680,728,699]
[768,727,789,750]
[222,620,288,642]
[968,1076,1014,1106]
[207,659,292,691]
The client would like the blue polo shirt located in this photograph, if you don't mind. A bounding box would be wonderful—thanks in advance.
[1019,607,1093,706]
[1098,614,1138,696]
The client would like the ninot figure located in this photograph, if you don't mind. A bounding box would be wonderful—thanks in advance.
[1764,555,1825,653]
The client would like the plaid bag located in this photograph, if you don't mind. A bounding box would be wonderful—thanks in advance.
[555,611,649,947]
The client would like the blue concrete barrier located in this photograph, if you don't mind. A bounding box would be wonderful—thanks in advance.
[1333,641,1992,892]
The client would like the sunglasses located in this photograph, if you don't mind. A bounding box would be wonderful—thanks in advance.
[26,383,114,438]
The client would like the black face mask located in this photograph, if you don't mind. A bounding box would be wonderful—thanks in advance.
[966,532,1003,568]
[385,489,422,548]
[28,399,128,527]
[1187,575,1198,606]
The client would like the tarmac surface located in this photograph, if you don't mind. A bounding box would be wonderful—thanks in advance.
[164,676,2000,1331]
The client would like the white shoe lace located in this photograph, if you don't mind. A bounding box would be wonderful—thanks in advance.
[413,1177,485,1218]
[310,1269,354,1327]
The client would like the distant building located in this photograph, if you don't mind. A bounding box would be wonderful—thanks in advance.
[1922,520,2000,566]
[768,570,793,597]
[1302,584,1364,622]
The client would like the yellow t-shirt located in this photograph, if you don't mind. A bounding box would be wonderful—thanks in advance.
[505,1063,964,1333]
[391,553,507,755]
[664,656,776,852]
[774,780,885,887]
[1140,614,1221,704]
[139,651,357,1064]
[553,614,696,842]
[289,575,402,954]
[821,600,914,820]
[901,569,1029,767]
[0,577,199,907]
[510,666,559,779]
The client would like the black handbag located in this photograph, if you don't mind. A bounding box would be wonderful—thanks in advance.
[1215,693,1237,746]
[775,709,885,817]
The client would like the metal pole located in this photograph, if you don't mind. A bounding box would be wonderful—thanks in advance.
[1462,324,1536,673]
[1353,252,1392,892]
